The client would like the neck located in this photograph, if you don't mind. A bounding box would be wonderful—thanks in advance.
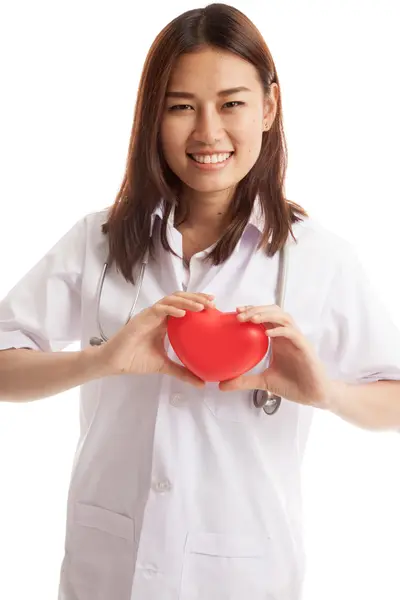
[175,188,234,232]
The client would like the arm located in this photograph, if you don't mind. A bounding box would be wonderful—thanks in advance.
[0,215,100,402]
[327,379,400,431]
[315,241,400,430]
[0,346,110,403]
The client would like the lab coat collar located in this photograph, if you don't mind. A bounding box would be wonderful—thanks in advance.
[150,203,167,235]
[246,196,265,233]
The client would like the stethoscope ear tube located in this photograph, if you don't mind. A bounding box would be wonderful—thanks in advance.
[89,248,150,347]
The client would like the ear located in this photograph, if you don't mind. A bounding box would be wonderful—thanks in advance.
[263,83,279,130]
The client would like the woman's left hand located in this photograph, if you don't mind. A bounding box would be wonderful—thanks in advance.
[219,304,333,408]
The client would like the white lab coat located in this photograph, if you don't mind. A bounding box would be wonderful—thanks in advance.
[1,203,400,600]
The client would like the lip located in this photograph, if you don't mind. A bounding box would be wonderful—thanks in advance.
[187,151,234,155]
[187,152,234,171]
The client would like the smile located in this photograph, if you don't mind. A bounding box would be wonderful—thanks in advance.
[187,152,234,170]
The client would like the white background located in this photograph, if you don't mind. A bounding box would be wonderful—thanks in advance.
[1,1,399,598]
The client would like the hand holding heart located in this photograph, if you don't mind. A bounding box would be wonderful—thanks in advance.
[96,291,331,408]
[96,291,214,387]
[168,298,332,408]
[220,305,332,408]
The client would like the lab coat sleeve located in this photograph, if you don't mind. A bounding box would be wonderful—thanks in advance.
[318,243,400,384]
[0,216,87,353]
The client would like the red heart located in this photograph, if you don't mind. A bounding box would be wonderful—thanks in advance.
[167,307,269,382]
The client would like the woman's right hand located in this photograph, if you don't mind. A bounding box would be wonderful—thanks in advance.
[95,291,215,387]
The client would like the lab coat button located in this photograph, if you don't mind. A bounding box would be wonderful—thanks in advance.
[143,565,158,578]
[153,479,172,493]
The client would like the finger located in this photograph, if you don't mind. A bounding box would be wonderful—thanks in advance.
[174,291,215,299]
[238,306,293,327]
[241,305,292,322]
[154,297,210,315]
[265,326,308,351]
[236,305,253,313]
[162,358,205,388]
[237,304,274,317]
[164,295,215,311]
[173,292,215,304]
[152,304,187,318]
[219,373,263,392]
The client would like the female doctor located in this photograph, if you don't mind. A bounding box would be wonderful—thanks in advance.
[1,4,400,600]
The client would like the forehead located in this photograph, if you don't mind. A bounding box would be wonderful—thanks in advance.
[167,47,262,93]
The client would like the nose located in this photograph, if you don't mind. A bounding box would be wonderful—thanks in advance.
[191,107,223,145]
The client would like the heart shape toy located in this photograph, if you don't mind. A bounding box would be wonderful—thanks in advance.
[167,307,269,382]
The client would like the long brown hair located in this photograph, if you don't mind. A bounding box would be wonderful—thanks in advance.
[102,3,307,284]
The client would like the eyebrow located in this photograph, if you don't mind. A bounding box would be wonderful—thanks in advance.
[165,86,252,99]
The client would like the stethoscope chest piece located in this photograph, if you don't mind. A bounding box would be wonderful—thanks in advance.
[252,389,282,415]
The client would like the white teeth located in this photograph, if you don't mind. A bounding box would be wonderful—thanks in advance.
[191,152,232,164]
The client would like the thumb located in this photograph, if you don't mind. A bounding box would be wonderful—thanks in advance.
[219,373,262,392]
[162,358,205,388]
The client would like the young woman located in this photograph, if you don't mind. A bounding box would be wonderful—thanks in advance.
[1,4,400,599]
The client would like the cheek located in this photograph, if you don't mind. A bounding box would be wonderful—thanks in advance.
[235,125,263,161]
[231,112,262,144]
[160,121,189,164]
[159,123,188,177]
[160,122,174,154]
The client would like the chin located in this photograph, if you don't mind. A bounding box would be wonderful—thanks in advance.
[181,175,241,194]
[187,183,237,195]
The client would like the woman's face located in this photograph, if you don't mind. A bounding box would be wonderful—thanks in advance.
[160,47,278,198]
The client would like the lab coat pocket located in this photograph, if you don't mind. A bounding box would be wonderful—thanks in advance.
[179,531,280,600]
[65,502,136,600]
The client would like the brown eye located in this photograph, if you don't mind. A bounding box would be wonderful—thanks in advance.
[168,104,194,111]
[223,101,245,109]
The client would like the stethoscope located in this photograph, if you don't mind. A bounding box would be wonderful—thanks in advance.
[90,239,288,416]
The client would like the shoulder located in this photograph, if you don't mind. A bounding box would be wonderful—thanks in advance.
[70,207,109,249]
[289,215,358,273]
[79,207,109,235]
[56,208,111,269]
